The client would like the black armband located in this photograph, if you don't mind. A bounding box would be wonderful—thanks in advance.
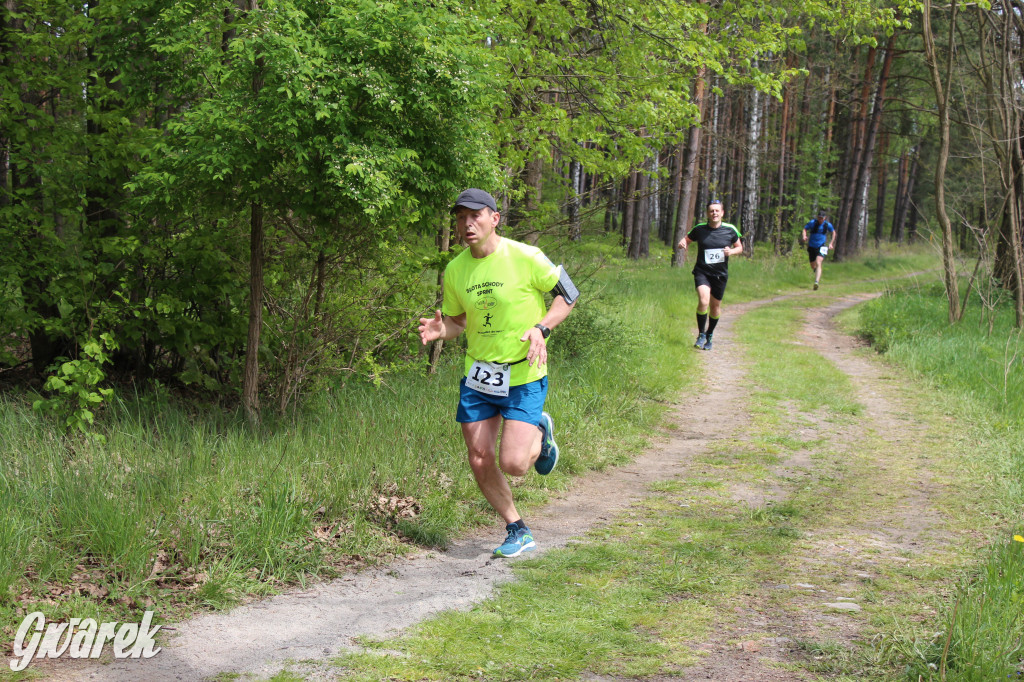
[551,266,579,304]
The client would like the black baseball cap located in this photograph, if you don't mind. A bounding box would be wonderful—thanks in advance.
[450,188,498,214]
[817,209,827,217]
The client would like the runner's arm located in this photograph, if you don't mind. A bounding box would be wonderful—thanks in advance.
[726,239,743,257]
[521,295,576,367]
[540,294,575,330]
[418,310,467,345]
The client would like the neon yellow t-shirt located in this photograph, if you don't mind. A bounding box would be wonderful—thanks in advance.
[442,238,561,386]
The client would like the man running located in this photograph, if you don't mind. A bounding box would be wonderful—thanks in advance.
[418,188,578,558]
[801,210,836,290]
[676,199,742,351]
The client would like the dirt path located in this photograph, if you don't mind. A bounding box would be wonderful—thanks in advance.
[666,293,945,682]
[48,290,947,681]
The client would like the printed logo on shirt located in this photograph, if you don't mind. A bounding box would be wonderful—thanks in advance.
[465,281,504,295]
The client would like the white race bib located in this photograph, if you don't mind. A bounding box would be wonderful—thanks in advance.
[819,246,829,256]
[704,248,725,264]
[465,360,511,397]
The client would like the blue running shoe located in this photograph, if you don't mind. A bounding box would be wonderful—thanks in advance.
[534,411,559,475]
[703,334,713,351]
[694,332,707,349]
[493,524,536,558]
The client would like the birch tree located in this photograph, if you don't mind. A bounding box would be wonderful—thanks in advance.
[741,68,763,253]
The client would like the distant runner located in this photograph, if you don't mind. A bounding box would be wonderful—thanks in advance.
[677,199,742,351]
[418,188,578,558]
[801,210,836,290]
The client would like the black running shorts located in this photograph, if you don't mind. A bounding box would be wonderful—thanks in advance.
[693,270,728,301]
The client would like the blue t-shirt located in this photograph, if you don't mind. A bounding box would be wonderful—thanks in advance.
[804,219,834,248]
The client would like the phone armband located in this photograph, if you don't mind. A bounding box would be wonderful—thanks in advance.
[551,266,579,304]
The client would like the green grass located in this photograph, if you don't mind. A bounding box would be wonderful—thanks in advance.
[739,301,864,418]
[854,281,1024,425]
[885,538,1024,681]
[335,494,797,681]
[843,279,1024,682]
[724,242,939,303]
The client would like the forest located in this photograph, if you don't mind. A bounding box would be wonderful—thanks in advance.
[2,0,1023,428]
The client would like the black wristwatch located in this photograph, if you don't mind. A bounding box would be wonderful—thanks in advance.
[534,323,551,339]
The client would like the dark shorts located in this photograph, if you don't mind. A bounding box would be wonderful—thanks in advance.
[456,376,548,425]
[693,270,728,301]
[807,246,827,263]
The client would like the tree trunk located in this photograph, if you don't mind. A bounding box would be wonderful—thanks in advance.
[659,148,674,244]
[604,181,618,233]
[980,3,1024,325]
[243,200,264,424]
[568,157,582,241]
[774,68,792,254]
[874,141,889,246]
[893,148,919,243]
[673,71,707,266]
[646,154,658,257]
[856,168,871,251]
[811,64,834,215]
[836,46,876,260]
[741,72,762,253]
[628,165,648,259]
[847,36,896,255]
[922,0,961,322]
[709,78,721,199]
[521,156,544,245]
[907,196,920,242]
[428,214,451,372]
[890,150,907,242]
[621,170,636,247]
[729,94,743,216]
[1011,14,1024,327]
[0,0,9,210]
[242,9,265,424]
[824,65,836,152]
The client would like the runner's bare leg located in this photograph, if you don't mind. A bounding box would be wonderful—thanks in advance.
[462,416,524,523]
[497,419,543,476]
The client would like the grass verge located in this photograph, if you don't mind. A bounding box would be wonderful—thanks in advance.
[841,282,1024,681]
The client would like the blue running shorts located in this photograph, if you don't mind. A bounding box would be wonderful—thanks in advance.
[456,376,548,426]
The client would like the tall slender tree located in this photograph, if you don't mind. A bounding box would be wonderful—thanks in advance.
[922,0,962,322]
